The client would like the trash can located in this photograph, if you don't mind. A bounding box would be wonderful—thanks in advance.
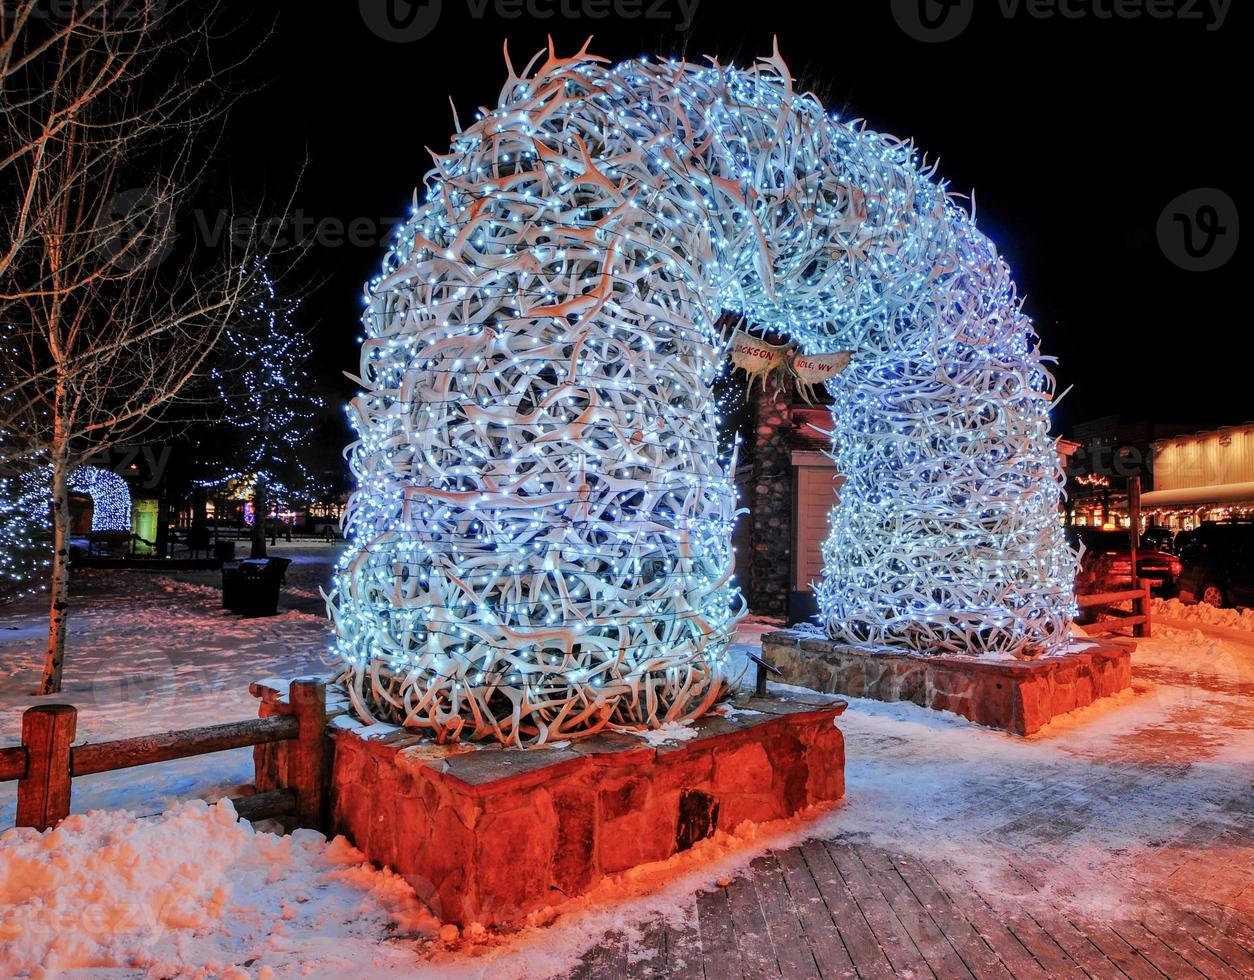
[214,540,236,561]
[235,557,292,617]
[221,561,243,610]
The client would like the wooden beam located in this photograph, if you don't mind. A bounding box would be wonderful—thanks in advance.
[0,745,27,782]
[230,787,297,823]
[72,715,298,777]
[1076,589,1148,608]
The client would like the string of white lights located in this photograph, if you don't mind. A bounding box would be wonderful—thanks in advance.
[328,41,1076,746]
[68,466,132,533]
[0,466,49,601]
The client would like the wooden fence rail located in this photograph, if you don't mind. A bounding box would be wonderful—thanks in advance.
[1,679,326,833]
[1076,582,1152,638]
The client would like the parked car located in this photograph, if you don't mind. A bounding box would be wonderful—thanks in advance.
[1140,526,1177,554]
[1067,527,1182,597]
[1176,521,1254,608]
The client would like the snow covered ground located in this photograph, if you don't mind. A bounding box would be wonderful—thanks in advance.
[0,543,338,824]
[1153,594,1254,633]
[2,559,1253,977]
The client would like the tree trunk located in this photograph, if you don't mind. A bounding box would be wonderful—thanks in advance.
[40,455,73,695]
[251,479,267,559]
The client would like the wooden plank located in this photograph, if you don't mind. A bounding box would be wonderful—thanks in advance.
[72,715,298,776]
[1112,920,1207,979]
[925,863,1051,980]
[1138,914,1246,980]
[0,744,27,782]
[747,854,822,980]
[852,846,974,980]
[229,788,296,822]
[997,910,1091,980]
[1023,909,1123,979]
[697,886,747,980]
[796,841,889,979]
[697,886,748,978]
[1173,897,1254,958]
[888,853,1013,980]
[820,841,932,978]
[775,845,872,979]
[625,916,669,980]
[663,912,707,980]
[1077,589,1147,607]
[724,868,784,979]
[1075,921,1167,980]
[16,703,77,831]
[570,931,628,980]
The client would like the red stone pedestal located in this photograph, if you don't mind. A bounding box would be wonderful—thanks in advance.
[315,690,845,926]
[761,631,1133,736]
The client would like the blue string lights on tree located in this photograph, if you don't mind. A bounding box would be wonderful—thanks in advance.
[203,265,324,528]
[0,466,50,601]
[328,41,1077,746]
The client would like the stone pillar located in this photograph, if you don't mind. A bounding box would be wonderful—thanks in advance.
[749,376,793,616]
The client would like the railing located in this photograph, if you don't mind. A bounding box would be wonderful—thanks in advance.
[0,679,326,832]
[1076,582,1152,638]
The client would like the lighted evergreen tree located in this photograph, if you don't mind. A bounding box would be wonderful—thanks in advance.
[208,265,324,558]
[0,464,50,603]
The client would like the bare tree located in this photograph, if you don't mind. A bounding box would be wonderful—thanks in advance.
[0,1,271,693]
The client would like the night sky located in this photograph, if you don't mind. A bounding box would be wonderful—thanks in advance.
[217,0,1243,436]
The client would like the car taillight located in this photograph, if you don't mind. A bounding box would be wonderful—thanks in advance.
[1170,559,1182,576]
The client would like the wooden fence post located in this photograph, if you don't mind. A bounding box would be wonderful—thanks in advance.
[288,679,327,831]
[1135,581,1152,638]
[16,703,77,831]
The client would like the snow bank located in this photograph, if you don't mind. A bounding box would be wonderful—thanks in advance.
[1152,595,1254,632]
[0,799,436,977]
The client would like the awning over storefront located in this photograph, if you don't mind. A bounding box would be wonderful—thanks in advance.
[1140,481,1254,507]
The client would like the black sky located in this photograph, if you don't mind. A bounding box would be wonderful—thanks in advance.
[217,0,1244,435]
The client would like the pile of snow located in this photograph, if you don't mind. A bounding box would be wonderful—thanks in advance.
[624,720,700,746]
[0,799,435,976]
[1153,595,1254,632]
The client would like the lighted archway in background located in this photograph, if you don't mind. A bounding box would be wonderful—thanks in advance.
[70,466,132,533]
[328,43,1077,745]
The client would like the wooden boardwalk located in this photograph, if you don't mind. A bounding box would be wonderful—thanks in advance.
[572,838,1254,979]
[570,639,1254,979]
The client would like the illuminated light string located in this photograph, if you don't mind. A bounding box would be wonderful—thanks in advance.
[328,41,1077,747]
[0,466,49,600]
[68,466,131,533]
[200,265,324,510]
[0,463,133,599]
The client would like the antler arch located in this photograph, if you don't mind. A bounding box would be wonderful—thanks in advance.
[328,42,1076,745]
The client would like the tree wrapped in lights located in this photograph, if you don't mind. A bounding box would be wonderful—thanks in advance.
[0,466,49,602]
[329,41,1076,746]
[206,267,324,558]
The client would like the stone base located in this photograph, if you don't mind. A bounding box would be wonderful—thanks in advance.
[762,631,1133,736]
[320,691,845,926]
